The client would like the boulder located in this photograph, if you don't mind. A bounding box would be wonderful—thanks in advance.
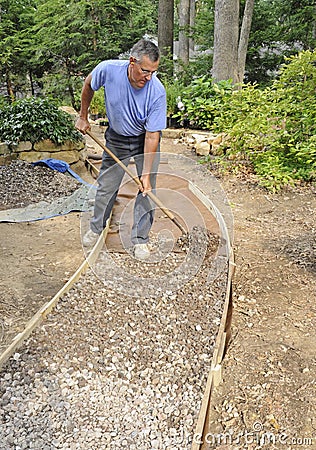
[20,149,79,164]
[195,140,211,156]
[14,141,33,152]
[189,133,211,156]
[33,139,84,152]
[0,154,17,165]
[162,129,184,139]
[49,150,80,164]
[0,142,11,156]
[59,105,78,120]
[211,144,222,156]
[79,147,88,161]
[19,151,51,163]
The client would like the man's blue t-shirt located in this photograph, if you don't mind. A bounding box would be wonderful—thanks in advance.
[91,60,167,136]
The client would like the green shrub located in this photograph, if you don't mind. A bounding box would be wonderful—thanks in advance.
[89,88,106,117]
[223,51,316,189]
[41,72,82,111]
[179,50,316,190]
[162,78,184,117]
[0,97,81,145]
[0,95,10,110]
[174,77,234,129]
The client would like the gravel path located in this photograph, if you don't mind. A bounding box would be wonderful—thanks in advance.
[0,225,228,450]
[0,152,231,449]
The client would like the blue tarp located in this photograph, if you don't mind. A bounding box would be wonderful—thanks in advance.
[32,158,94,187]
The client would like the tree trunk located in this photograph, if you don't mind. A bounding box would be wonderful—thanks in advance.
[189,0,196,51]
[158,0,174,77]
[29,70,35,96]
[158,0,174,57]
[178,0,190,65]
[5,66,15,102]
[237,0,255,83]
[313,4,316,44]
[212,0,239,83]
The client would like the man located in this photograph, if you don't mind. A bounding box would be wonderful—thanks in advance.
[75,39,167,260]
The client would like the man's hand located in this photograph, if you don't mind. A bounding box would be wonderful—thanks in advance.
[75,116,91,135]
[139,173,152,196]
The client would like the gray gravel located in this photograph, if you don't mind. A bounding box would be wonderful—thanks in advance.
[0,230,228,449]
[0,160,81,210]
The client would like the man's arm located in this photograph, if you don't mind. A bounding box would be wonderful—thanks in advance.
[140,131,160,195]
[75,73,94,134]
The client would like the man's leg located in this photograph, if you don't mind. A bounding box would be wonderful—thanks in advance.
[90,153,128,234]
[131,148,160,245]
[90,128,133,234]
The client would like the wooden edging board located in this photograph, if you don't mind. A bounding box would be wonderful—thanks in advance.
[0,219,111,370]
[188,181,235,450]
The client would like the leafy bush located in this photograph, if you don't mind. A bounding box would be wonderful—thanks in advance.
[178,50,316,190]
[222,51,316,189]
[174,77,234,129]
[89,88,106,117]
[0,95,10,110]
[41,72,83,111]
[162,78,185,117]
[0,97,81,145]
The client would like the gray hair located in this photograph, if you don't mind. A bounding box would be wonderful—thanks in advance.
[130,39,160,63]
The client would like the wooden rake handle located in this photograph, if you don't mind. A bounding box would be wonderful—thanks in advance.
[86,130,187,235]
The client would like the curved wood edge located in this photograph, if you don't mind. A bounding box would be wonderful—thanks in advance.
[0,217,111,371]
[188,182,235,450]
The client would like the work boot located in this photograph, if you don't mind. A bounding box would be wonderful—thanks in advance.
[134,243,150,260]
[82,229,100,247]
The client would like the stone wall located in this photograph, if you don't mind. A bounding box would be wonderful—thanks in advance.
[0,106,88,169]
[0,138,87,167]
[162,128,226,157]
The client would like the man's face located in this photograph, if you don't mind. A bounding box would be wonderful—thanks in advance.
[128,56,159,89]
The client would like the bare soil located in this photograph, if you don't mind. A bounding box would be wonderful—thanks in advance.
[0,134,315,449]
[206,177,316,450]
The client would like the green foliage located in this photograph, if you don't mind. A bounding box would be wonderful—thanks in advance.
[32,0,158,73]
[174,76,234,129]
[190,0,316,85]
[0,97,81,145]
[0,0,38,99]
[191,0,215,49]
[277,0,316,50]
[40,72,83,110]
[164,81,181,116]
[158,71,184,117]
[247,0,316,85]
[178,50,316,190]
[0,0,158,104]
[225,51,316,189]
[0,95,10,109]
[174,53,214,87]
[1,0,315,105]
[89,88,106,116]
[158,52,175,81]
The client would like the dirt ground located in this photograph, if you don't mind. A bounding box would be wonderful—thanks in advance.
[163,137,316,449]
[207,177,316,450]
[0,133,315,449]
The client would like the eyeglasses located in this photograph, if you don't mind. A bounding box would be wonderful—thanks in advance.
[134,59,157,76]
[139,66,157,76]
